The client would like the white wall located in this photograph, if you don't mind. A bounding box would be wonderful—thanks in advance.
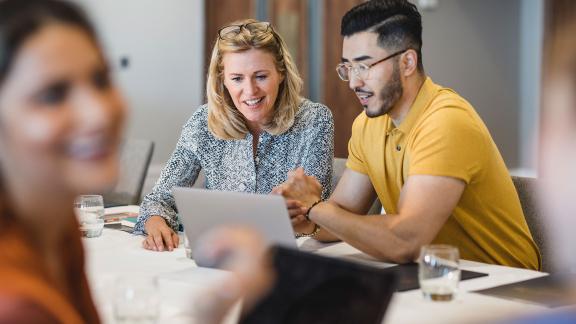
[519,0,544,173]
[417,0,543,171]
[75,0,205,165]
[419,0,521,168]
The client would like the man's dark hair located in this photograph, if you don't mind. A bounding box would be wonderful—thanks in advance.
[341,0,424,71]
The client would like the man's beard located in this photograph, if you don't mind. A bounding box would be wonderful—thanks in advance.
[365,63,403,118]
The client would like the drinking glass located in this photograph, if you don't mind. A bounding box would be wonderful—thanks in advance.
[114,276,160,324]
[418,244,460,301]
[74,195,105,238]
[179,232,193,259]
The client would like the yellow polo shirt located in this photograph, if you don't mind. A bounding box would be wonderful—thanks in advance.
[347,77,541,270]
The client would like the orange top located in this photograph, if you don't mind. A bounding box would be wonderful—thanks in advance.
[0,215,100,323]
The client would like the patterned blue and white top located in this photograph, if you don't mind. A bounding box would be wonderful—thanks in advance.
[134,99,334,233]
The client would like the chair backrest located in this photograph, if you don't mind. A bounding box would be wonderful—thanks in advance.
[103,139,154,206]
[193,169,206,188]
[332,158,382,215]
[332,158,348,191]
[511,176,550,272]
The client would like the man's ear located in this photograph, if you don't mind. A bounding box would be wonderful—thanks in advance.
[402,49,419,76]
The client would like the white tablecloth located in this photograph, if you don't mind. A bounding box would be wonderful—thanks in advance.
[83,229,548,323]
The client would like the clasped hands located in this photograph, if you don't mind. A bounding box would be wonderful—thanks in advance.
[271,168,323,234]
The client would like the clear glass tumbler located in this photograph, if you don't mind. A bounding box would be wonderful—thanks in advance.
[74,195,105,238]
[418,244,460,301]
[179,232,193,259]
[114,276,160,324]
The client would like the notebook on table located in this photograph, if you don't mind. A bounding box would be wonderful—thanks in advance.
[103,205,139,233]
[337,253,488,292]
[385,262,488,292]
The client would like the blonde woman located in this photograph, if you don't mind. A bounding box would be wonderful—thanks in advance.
[136,19,334,251]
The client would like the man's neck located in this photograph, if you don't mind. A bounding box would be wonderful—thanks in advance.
[389,74,426,127]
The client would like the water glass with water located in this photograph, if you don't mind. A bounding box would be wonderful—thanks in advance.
[74,195,105,237]
[179,232,193,259]
[114,276,160,324]
[418,244,460,301]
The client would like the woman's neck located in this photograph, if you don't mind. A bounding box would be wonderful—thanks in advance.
[1,178,77,295]
[3,177,75,253]
[16,189,76,291]
[246,119,263,137]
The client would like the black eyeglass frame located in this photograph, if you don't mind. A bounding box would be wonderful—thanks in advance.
[336,48,411,81]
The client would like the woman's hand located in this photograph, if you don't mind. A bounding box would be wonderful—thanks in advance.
[142,216,179,252]
[283,199,308,227]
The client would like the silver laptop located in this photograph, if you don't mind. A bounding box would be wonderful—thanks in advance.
[173,187,298,251]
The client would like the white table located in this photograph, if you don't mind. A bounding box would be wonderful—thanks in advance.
[83,229,548,324]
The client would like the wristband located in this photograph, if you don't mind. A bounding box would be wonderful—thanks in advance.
[305,199,323,221]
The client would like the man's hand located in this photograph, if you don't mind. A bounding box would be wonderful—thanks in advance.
[142,216,179,252]
[272,168,323,232]
[272,167,322,207]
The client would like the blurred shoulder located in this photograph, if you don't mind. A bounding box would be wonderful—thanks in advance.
[0,294,59,324]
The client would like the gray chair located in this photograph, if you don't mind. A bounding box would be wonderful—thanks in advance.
[193,169,206,188]
[332,157,348,192]
[511,176,550,272]
[103,139,154,206]
[332,158,382,215]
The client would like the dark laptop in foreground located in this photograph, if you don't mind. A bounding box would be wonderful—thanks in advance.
[242,246,397,324]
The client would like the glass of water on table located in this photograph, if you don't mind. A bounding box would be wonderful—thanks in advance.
[418,244,460,301]
[114,276,160,324]
[74,195,105,238]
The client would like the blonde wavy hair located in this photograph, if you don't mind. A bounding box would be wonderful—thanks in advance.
[207,19,303,139]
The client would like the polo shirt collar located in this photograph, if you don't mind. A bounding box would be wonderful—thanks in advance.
[393,77,439,134]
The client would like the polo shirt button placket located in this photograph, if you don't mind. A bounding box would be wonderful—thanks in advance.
[396,145,402,152]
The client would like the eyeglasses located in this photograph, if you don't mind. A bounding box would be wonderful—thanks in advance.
[218,22,273,41]
[336,49,410,81]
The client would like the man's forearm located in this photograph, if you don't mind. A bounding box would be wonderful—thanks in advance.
[309,202,418,263]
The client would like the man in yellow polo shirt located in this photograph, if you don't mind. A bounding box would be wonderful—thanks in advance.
[275,0,540,270]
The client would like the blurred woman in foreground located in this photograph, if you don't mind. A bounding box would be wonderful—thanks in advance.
[500,14,576,324]
[0,0,271,322]
[0,0,124,321]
